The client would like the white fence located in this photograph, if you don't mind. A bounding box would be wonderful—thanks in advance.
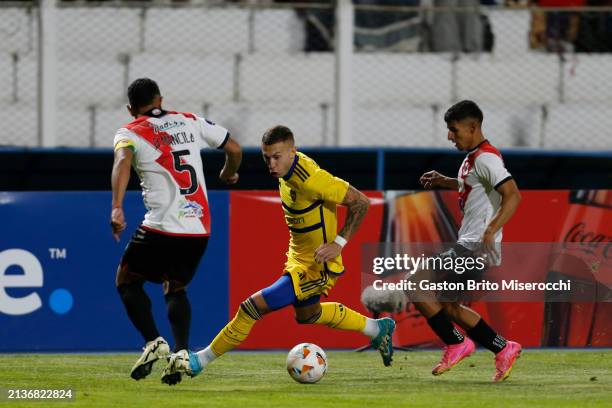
[0,1,611,149]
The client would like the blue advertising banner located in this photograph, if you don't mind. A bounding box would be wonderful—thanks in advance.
[0,191,229,351]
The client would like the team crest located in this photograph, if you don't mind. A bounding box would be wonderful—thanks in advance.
[290,189,297,202]
[178,199,203,219]
[460,160,471,177]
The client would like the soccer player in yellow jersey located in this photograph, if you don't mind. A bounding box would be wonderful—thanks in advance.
[162,125,395,383]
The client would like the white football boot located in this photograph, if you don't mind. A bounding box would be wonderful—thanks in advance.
[161,349,203,385]
[130,336,170,380]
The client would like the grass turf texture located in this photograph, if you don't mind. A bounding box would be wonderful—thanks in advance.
[0,350,610,407]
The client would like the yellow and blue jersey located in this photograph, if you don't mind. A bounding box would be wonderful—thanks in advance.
[279,152,349,283]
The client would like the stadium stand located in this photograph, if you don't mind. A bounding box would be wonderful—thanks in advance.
[433,104,543,148]
[0,53,13,104]
[15,54,37,104]
[455,54,561,104]
[0,6,34,55]
[208,102,332,146]
[487,9,532,57]
[353,54,453,106]
[542,104,612,149]
[94,107,131,148]
[0,103,37,147]
[58,60,125,108]
[0,2,611,149]
[129,54,236,104]
[143,8,249,55]
[352,105,439,146]
[56,107,93,147]
[57,8,141,59]
[240,54,335,104]
[252,9,304,54]
[563,55,612,103]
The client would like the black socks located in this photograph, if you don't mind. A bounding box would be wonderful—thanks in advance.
[427,310,465,345]
[467,318,507,354]
[165,290,191,352]
[117,283,160,343]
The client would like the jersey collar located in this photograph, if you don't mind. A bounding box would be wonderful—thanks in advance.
[142,107,167,118]
[283,154,300,181]
[468,139,488,154]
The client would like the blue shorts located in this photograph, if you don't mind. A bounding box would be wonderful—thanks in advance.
[261,275,321,310]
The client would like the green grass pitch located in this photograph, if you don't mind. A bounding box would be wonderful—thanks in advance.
[0,350,610,407]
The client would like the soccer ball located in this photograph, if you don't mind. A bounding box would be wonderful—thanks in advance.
[286,343,328,384]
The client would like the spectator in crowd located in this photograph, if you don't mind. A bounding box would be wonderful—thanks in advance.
[287,0,425,53]
[275,0,335,52]
[427,0,485,52]
[537,0,583,53]
[303,4,336,51]
[528,1,549,50]
[353,0,422,52]
[575,0,612,52]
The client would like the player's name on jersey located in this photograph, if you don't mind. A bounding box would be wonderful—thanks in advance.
[154,131,195,147]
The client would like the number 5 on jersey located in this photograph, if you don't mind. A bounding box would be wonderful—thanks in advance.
[171,150,198,195]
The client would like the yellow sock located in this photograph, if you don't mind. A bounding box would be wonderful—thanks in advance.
[314,302,367,332]
[210,298,261,357]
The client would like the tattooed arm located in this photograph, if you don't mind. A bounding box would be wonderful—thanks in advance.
[314,186,370,263]
[338,186,371,241]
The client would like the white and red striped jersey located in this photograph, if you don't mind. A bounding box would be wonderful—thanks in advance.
[113,109,229,236]
[456,140,513,250]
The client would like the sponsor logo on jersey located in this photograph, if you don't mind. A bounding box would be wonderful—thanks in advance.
[153,120,186,135]
[286,216,304,225]
[178,199,203,219]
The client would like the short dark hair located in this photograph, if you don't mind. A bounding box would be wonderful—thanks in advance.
[127,78,160,110]
[262,125,295,145]
[444,100,483,124]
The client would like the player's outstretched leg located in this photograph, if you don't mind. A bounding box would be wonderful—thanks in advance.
[130,336,171,380]
[369,317,396,367]
[303,302,396,366]
[162,296,264,384]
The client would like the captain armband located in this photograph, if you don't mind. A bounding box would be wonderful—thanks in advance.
[114,140,135,152]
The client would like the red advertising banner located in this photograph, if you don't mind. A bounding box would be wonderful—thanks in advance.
[229,191,384,349]
[229,190,611,349]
